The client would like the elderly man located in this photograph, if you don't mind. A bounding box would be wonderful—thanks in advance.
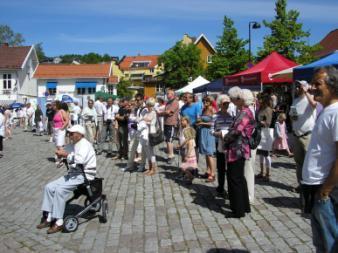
[82,99,97,144]
[36,125,96,234]
[302,66,338,252]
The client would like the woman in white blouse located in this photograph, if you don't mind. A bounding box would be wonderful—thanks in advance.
[139,97,158,176]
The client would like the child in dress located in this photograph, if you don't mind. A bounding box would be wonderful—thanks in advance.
[273,113,293,156]
[176,116,198,184]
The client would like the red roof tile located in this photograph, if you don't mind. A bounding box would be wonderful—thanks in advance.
[119,55,159,71]
[34,63,111,79]
[315,29,338,58]
[0,44,32,69]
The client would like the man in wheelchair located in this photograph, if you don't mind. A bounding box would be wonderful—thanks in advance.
[37,125,96,234]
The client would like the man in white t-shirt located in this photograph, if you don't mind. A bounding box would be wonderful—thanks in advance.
[25,103,35,131]
[301,66,338,253]
[290,80,317,190]
[104,97,119,157]
[71,101,81,125]
[94,97,107,155]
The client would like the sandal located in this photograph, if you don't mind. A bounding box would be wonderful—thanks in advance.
[255,173,264,179]
[206,175,215,183]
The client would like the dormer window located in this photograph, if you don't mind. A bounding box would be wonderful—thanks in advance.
[130,61,150,68]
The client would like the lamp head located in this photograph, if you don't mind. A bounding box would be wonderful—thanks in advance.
[252,22,261,29]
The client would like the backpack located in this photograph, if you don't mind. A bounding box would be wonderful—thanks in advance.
[248,121,261,149]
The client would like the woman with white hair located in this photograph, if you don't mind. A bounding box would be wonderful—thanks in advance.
[139,97,158,176]
[223,87,255,218]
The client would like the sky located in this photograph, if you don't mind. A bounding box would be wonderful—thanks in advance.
[1,0,337,58]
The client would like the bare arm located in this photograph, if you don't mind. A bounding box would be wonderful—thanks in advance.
[319,142,338,199]
[60,110,69,130]
[305,92,317,109]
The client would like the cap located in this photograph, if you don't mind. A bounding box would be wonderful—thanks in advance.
[67,125,86,136]
[296,80,309,87]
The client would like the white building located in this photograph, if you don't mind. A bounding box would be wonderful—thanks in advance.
[34,63,115,105]
[0,43,39,104]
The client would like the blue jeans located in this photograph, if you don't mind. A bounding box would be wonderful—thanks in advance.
[311,197,338,253]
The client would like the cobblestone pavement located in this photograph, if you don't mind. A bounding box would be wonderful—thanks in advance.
[0,129,315,253]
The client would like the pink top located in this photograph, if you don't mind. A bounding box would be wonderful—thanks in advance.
[53,111,63,129]
[226,107,255,163]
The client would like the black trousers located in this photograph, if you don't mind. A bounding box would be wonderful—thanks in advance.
[227,158,250,217]
[216,150,226,192]
[118,126,128,158]
[0,136,3,151]
[302,184,322,214]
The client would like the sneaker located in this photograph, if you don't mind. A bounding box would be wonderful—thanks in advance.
[112,155,121,160]
[48,137,53,143]
[134,157,142,163]
[120,167,130,172]
[167,157,174,164]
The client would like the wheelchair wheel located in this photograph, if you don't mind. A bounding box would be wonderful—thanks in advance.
[84,197,101,212]
[63,216,79,233]
[99,200,108,223]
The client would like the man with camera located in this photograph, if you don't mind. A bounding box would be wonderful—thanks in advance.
[290,80,317,192]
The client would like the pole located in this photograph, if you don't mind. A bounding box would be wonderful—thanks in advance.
[249,22,252,64]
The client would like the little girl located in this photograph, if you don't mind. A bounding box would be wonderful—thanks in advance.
[176,116,198,184]
[273,113,293,156]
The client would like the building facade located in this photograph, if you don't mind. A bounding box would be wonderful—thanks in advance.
[0,43,39,104]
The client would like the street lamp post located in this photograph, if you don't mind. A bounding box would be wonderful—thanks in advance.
[248,21,261,65]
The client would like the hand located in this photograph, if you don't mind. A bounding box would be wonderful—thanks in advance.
[318,188,330,200]
[55,149,68,158]
[213,131,221,137]
[175,145,180,150]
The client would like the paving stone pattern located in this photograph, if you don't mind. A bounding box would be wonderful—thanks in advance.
[0,130,315,252]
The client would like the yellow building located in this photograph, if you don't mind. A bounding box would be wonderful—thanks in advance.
[182,33,216,69]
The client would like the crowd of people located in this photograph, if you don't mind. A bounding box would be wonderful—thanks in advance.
[1,66,338,252]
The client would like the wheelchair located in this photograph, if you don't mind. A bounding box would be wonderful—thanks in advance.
[62,161,108,233]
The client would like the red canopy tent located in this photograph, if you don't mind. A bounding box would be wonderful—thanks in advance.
[224,52,298,89]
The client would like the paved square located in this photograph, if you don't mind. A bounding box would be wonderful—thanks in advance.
[0,130,315,252]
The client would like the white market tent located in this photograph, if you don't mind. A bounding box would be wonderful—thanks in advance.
[270,65,301,80]
[176,76,209,94]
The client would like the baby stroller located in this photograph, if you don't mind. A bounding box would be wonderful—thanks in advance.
[62,160,108,233]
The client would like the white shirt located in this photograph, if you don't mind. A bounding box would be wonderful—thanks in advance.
[82,107,97,125]
[0,113,5,137]
[26,107,35,118]
[302,102,338,185]
[71,105,81,121]
[94,100,106,117]
[227,102,237,118]
[105,104,119,121]
[66,138,97,180]
[290,95,316,136]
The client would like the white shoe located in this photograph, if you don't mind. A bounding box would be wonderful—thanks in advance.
[49,137,53,143]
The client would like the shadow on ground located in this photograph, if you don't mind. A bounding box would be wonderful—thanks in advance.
[262,196,300,209]
[255,178,295,192]
[206,249,250,253]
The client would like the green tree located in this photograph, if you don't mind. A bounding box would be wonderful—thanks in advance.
[0,24,25,46]
[206,16,248,80]
[117,79,133,98]
[60,54,82,63]
[35,43,46,62]
[257,0,321,64]
[159,41,203,89]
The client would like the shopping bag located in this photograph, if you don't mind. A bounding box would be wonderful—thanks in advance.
[257,128,274,151]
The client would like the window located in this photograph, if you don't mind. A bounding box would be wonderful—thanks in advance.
[207,55,213,63]
[3,74,12,89]
[130,61,150,68]
[107,85,114,94]
[48,88,56,95]
[150,68,154,73]
[88,87,96,94]
[77,88,86,95]
[156,84,164,93]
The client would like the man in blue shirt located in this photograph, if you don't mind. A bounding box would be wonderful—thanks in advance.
[180,92,202,126]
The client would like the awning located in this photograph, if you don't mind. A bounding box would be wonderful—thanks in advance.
[75,82,96,88]
[46,82,57,89]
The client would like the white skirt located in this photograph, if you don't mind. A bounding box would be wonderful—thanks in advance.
[53,128,66,147]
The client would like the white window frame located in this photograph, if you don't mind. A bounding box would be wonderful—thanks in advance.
[207,55,213,63]
[3,74,12,90]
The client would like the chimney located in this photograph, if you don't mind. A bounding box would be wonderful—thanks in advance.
[1,43,9,47]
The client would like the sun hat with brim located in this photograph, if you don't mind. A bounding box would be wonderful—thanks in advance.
[67,125,86,136]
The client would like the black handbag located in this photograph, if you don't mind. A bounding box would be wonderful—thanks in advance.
[149,117,164,146]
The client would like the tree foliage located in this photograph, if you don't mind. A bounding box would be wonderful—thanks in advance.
[0,24,25,46]
[257,0,321,64]
[117,79,133,99]
[159,41,203,89]
[60,53,112,64]
[206,16,248,80]
[35,43,46,62]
